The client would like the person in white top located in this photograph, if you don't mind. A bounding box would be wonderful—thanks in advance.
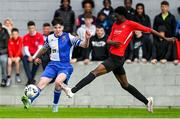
[71,13,96,64]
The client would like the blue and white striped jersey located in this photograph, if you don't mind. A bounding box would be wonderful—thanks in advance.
[44,32,82,62]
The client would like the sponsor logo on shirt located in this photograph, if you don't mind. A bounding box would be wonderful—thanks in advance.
[92,41,106,47]
[114,30,122,35]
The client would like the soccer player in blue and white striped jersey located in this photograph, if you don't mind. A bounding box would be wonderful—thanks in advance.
[21,18,91,112]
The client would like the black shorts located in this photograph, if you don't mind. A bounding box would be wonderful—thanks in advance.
[101,53,126,75]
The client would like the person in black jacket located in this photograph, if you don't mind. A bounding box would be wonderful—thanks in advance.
[153,1,176,37]
[153,1,176,63]
[134,3,152,63]
[87,25,108,61]
[0,22,9,87]
[53,0,75,33]
[151,25,174,64]
[124,0,135,20]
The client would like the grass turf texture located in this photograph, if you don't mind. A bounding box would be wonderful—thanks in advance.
[0,107,180,118]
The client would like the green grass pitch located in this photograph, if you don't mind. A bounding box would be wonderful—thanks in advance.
[0,106,180,118]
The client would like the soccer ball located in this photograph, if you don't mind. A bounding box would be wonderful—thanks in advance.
[24,84,38,98]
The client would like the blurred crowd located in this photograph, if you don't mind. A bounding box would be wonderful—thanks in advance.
[0,0,180,87]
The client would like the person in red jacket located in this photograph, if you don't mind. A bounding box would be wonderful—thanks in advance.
[22,21,44,85]
[7,28,23,86]
[64,6,175,113]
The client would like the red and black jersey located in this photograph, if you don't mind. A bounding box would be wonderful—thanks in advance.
[107,20,152,56]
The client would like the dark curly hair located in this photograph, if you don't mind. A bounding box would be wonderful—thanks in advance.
[82,0,95,8]
[103,0,111,5]
[52,17,64,26]
[61,0,70,4]
[114,6,127,17]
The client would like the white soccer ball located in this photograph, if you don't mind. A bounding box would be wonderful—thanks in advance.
[24,84,38,98]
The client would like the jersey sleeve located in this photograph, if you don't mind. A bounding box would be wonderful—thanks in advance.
[131,21,152,33]
[69,33,82,46]
[43,37,50,49]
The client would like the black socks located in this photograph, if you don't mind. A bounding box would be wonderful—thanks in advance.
[123,84,148,105]
[72,72,96,93]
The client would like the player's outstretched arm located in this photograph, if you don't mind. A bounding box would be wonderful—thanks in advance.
[79,30,91,48]
[32,47,48,60]
[151,29,176,42]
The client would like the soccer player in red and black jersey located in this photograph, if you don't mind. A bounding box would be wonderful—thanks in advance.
[65,6,174,112]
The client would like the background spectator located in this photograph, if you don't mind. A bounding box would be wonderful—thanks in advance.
[7,28,23,86]
[22,21,44,85]
[175,7,180,63]
[41,23,52,69]
[87,25,108,61]
[53,0,75,33]
[134,3,152,63]
[0,22,9,87]
[123,0,135,64]
[151,26,173,64]
[153,1,176,63]
[72,13,96,64]
[76,0,96,28]
[99,0,114,24]
[175,26,180,63]
[124,0,135,20]
[96,12,112,34]
[3,18,14,35]
[133,31,143,63]
[175,7,180,36]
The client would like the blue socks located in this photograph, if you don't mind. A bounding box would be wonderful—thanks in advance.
[28,87,61,105]
[53,89,61,105]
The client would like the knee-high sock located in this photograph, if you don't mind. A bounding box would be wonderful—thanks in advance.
[29,87,41,103]
[72,72,96,93]
[53,89,61,105]
[123,84,148,105]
